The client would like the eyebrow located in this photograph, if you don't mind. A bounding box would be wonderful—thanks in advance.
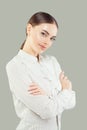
[42,29,56,38]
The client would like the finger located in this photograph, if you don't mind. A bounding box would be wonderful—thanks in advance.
[64,76,68,80]
[59,71,64,80]
[28,85,41,91]
[31,92,41,95]
[29,90,40,94]
[59,71,63,78]
[28,86,39,91]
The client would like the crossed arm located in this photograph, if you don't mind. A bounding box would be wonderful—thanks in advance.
[6,60,76,119]
[28,71,72,95]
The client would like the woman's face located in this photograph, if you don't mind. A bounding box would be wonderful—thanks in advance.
[27,23,58,54]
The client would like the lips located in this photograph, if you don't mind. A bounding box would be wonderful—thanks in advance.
[39,44,47,49]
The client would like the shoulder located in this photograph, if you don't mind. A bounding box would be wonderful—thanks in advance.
[42,54,62,71]
[42,54,60,64]
[6,53,22,73]
[41,54,62,76]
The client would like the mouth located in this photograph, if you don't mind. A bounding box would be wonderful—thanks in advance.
[39,44,47,50]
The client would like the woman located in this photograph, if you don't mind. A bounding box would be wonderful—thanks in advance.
[6,12,76,130]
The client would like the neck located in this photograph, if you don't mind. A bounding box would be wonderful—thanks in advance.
[22,40,40,61]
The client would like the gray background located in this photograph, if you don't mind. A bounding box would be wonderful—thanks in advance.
[0,0,87,130]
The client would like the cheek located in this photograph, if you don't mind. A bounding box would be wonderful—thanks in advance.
[31,35,41,50]
[34,34,42,45]
[48,41,53,47]
[47,44,52,49]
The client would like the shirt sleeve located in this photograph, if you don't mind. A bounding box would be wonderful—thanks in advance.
[6,60,76,120]
[51,56,76,112]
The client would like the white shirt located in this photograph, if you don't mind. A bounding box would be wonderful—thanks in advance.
[6,49,76,130]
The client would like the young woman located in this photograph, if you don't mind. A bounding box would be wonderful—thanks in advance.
[6,12,76,130]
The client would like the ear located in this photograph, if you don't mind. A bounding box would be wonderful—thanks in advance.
[26,24,32,36]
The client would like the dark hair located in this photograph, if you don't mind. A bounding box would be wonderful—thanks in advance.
[20,12,58,49]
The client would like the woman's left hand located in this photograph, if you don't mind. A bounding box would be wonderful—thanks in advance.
[28,82,47,95]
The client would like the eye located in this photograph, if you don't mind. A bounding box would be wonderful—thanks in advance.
[50,37,56,41]
[41,32,47,37]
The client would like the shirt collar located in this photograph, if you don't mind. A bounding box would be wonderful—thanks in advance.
[18,49,43,63]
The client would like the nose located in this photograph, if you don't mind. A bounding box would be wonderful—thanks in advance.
[43,37,51,46]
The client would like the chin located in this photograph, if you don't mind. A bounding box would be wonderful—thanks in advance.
[36,47,46,54]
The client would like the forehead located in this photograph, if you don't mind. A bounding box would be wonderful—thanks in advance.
[33,23,58,36]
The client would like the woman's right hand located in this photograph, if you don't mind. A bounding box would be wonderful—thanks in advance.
[59,71,72,90]
[28,82,47,95]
